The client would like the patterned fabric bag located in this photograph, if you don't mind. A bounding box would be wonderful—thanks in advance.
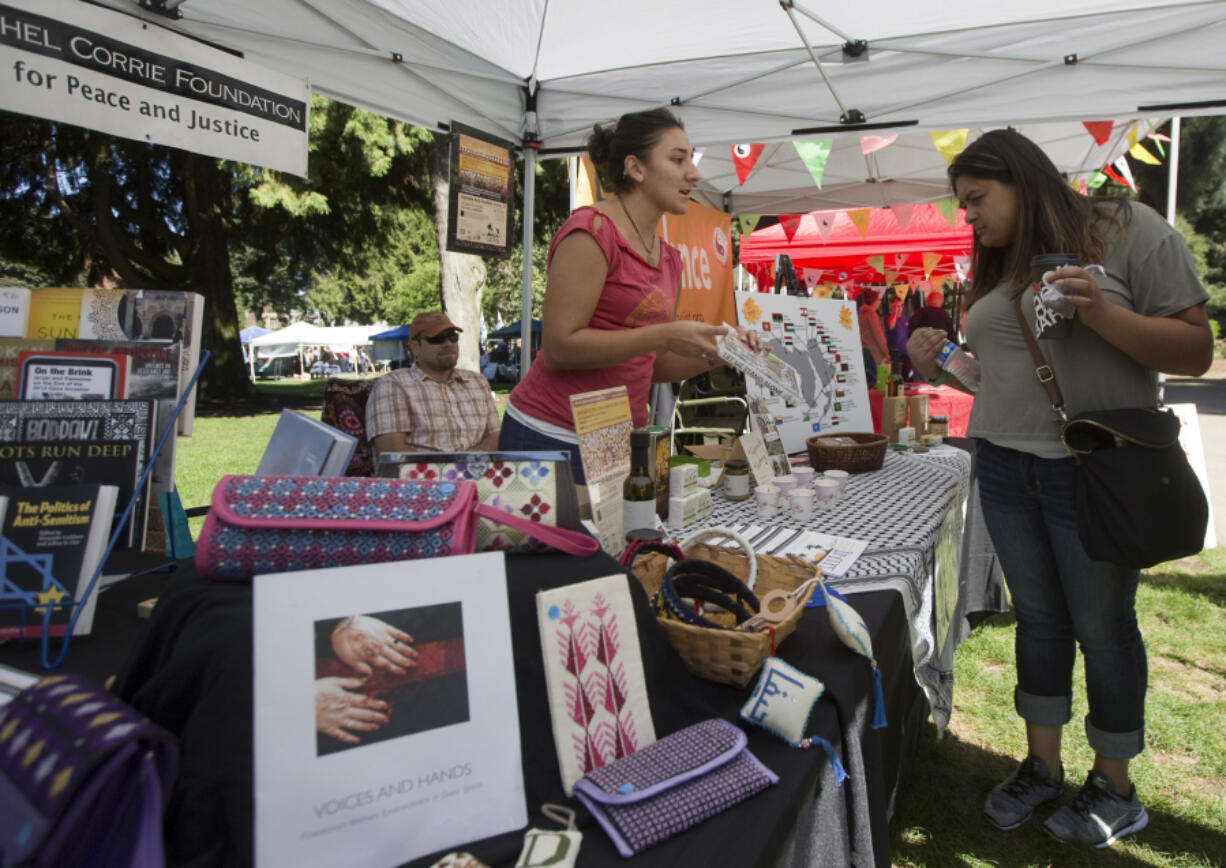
[376,451,581,553]
[572,718,777,858]
[196,475,598,580]
[0,674,177,868]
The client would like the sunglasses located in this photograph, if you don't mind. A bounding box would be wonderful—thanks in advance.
[423,330,461,344]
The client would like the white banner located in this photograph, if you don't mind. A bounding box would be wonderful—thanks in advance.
[0,0,309,175]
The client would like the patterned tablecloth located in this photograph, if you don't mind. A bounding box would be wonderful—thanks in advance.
[684,445,973,732]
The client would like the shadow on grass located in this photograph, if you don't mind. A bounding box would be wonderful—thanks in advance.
[1141,569,1226,608]
[891,725,1226,868]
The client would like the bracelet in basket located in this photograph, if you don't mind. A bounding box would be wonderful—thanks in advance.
[657,559,759,630]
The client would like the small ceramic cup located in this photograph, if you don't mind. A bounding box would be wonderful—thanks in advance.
[813,477,841,505]
[790,465,816,487]
[787,487,815,519]
[753,483,779,517]
[773,475,798,496]
[821,469,849,496]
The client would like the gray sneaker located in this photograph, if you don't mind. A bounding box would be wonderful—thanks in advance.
[983,755,1064,831]
[1043,770,1149,848]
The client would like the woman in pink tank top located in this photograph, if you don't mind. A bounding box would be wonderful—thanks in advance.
[501,109,757,482]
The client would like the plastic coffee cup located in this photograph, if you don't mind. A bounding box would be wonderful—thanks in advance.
[754,484,779,517]
[787,487,815,519]
[790,466,816,487]
[773,475,798,496]
[1030,253,1078,339]
[821,469,849,496]
[813,478,841,505]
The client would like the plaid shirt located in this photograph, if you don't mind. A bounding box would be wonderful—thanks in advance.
[365,365,499,452]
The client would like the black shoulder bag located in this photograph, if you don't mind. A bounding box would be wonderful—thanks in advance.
[1011,294,1208,569]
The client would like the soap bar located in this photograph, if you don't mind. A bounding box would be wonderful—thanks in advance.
[667,488,712,530]
[669,463,698,496]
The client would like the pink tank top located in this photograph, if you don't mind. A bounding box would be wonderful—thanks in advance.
[508,206,681,430]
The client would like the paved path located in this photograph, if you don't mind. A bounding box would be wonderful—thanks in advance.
[1164,358,1226,548]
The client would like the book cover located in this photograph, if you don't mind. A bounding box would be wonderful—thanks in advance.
[57,339,182,493]
[29,288,205,436]
[0,483,119,640]
[0,400,156,551]
[0,338,55,398]
[16,350,131,400]
[0,287,31,339]
[255,410,357,477]
[253,553,526,867]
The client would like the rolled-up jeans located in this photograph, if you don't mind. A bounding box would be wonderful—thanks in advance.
[975,439,1146,759]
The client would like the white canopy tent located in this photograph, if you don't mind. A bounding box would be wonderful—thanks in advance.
[96,0,1226,347]
[247,321,382,377]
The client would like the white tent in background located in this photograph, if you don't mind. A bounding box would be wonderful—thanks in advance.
[247,322,382,378]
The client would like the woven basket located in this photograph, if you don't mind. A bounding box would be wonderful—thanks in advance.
[628,544,818,688]
[806,432,888,474]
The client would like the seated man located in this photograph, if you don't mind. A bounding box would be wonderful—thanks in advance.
[366,311,500,455]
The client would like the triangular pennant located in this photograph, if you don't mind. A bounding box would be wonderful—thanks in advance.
[814,211,836,242]
[1082,121,1114,146]
[1148,134,1167,158]
[802,267,823,290]
[885,270,899,285]
[893,282,908,300]
[866,255,886,277]
[1102,163,1132,190]
[1126,124,1139,149]
[736,213,761,236]
[893,253,907,269]
[860,134,898,156]
[692,147,705,167]
[889,202,916,232]
[929,129,969,165]
[793,139,834,189]
[847,208,872,237]
[1113,156,1139,191]
[933,197,959,227]
[731,143,765,186]
[1087,171,1108,190]
[922,252,942,281]
[780,214,802,242]
[1129,142,1162,165]
[1077,179,1089,195]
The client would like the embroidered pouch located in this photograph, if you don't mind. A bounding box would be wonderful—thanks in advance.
[195,475,479,579]
[0,674,177,868]
[572,718,777,858]
[377,452,580,553]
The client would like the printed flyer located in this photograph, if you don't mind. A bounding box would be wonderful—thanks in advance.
[253,553,525,867]
[734,293,873,453]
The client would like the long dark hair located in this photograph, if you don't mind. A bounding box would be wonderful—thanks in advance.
[588,108,684,194]
[949,129,1126,307]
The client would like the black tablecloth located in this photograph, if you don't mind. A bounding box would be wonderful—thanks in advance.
[2,552,923,868]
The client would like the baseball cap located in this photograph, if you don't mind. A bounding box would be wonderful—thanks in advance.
[409,311,462,340]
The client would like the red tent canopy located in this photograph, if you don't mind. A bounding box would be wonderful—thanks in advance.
[739,203,972,287]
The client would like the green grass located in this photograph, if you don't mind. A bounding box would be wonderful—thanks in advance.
[891,552,1226,867]
[175,389,1226,864]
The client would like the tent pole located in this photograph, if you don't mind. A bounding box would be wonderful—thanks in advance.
[1165,117,1181,227]
[520,146,537,382]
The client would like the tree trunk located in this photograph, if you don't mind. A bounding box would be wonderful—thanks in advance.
[430,134,485,373]
[181,153,251,400]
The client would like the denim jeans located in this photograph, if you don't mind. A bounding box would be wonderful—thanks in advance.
[498,413,585,484]
[975,439,1146,759]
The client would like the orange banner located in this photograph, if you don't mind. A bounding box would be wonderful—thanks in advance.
[574,157,734,326]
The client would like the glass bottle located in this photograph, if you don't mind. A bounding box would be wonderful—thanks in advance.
[623,432,657,533]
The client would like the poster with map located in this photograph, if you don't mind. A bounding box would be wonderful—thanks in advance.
[734,292,873,453]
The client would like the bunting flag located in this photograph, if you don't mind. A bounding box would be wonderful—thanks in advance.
[731,143,765,185]
[893,253,907,269]
[779,214,803,242]
[793,139,834,189]
[1076,179,1089,195]
[929,129,969,165]
[847,208,872,237]
[802,268,823,290]
[866,255,886,277]
[1112,156,1139,191]
[736,213,761,235]
[953,255,971,280]
[933,197,959,228]
[1129,142,1162,165]
[692,146,705,167]
[813,211,836,242]
[890,202,916,231]
[1087,171,1108,190]
[817,284,834,298]
[885,270,900,285]
[860,134,898,156]
[1082,120,1114,146]
[922,252,942,281]
[1147,130,1171,158]
[893,283,909,300]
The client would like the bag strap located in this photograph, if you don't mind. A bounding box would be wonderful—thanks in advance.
[473,503,600,557]
[1011,292,1068,425]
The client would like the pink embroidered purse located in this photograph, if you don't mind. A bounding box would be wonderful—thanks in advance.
[196,475,598,580]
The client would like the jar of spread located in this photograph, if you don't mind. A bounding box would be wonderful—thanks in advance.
[723,460,751,501]
[928,414,949,438]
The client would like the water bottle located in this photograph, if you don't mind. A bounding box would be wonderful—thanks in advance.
[934,340,981,393]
